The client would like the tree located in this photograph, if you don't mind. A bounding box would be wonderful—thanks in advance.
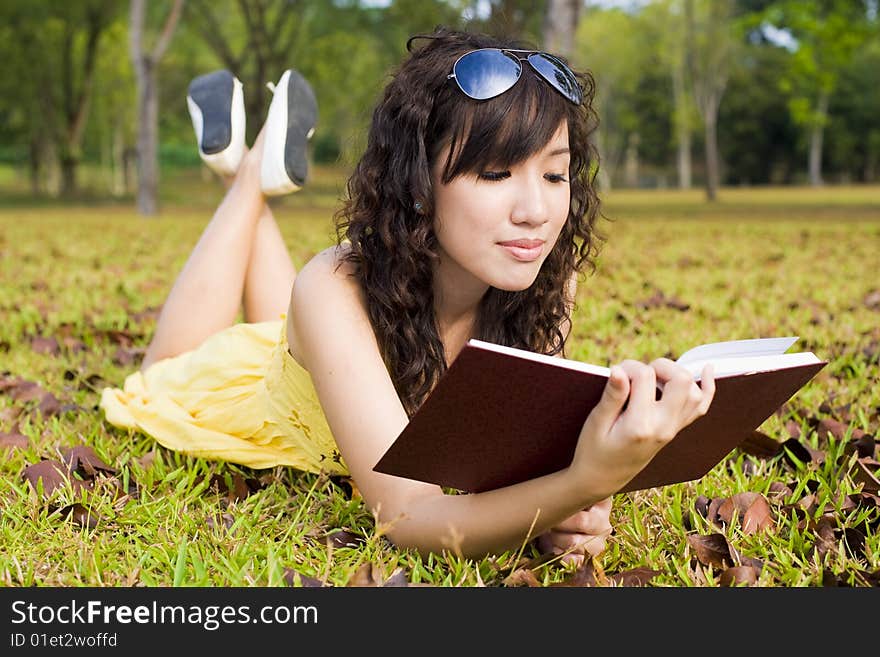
[130,0,185,216]
[644,0,697,189]
[762,0,874,186]
[466,0,548,43]
[183,0,319,144]
[1,0,120,197]
[543,0,581,57]
[574,7,649,190]
[685,0,739,201]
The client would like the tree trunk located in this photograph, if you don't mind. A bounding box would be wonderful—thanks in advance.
[594,131,613,191]
[542,0,581,57]
[704,98,719,201]
[130,0,184,217]
[808,89,829,187]
[136,61,159,215]
[672,52,692,189]
[112,122,126,197]
[624,132,640,187]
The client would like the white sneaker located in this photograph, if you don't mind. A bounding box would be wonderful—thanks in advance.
[260,69,318,196]
[186,70,246,178]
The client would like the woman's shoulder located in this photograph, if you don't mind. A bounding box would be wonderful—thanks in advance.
[294,243,360,293]
[287,242,367,364]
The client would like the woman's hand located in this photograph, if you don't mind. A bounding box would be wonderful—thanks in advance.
[536,497,613,566]
[569,358,716,499]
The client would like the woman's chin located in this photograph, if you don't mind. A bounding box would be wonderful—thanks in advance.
[489,272,541,292]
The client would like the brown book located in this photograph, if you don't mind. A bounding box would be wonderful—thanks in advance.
[373,337,827,493]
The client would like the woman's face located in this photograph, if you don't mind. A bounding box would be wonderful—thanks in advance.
[430,121,571,293]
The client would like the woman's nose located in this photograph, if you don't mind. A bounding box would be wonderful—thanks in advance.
[510,177,549,225]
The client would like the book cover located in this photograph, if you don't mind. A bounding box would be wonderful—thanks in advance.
[373,338,827,494]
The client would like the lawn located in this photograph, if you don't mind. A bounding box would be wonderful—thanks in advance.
[1,173,878,587]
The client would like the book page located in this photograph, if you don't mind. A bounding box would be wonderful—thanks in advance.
[677,337,800,365]
[467,339,611,377]
[678,351,821,379]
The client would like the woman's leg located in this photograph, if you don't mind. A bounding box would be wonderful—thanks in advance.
[241,202,297,323]
[141,131,268,370]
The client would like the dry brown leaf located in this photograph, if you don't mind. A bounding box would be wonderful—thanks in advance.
[4,379,47,403]
[23,459,90,497]
[551,559,597,587]
[324,530,365,549]
[205,512,234,532]
[0,428,28,450]
[863,289,880,310]
[720,566,758,587]
[382,568,410,587]
[851,458,880,494]
[56,503,99,529]
[30,336,60,356]
[0,405,24,424]
[347,563,386,587]
[61,445,116,477]
[781,437,823,467]
[687,533,736,569]
[739,431,782,458]
[503,568,542,587]
[717,492,775,534]
[608,567,662,587]
[284,568,328,587]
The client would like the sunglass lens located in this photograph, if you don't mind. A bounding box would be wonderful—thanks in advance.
[527,53,582,104]
[454,49,522,100]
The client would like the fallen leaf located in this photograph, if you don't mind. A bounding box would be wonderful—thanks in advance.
[503,568,542,587]
[61,445,116,477]
[717,492,775,534]
[720,566,758,587]
[850,458,880,494]
[739,431,782,458]
[382,568,410,587]
[551,559,598,587]
[205,512,234,532]
[30,336,60,356]
[56,503,99,529]
[3,378,47,403]
[347,563,384,587]
[23,459,89,497]
[864,289,880,310]
[0,428,28,450]
[284,568,327,587]
[687,533,736,569]
[608,567,662,587]
[325,530,365,549]
[781,437,823,467]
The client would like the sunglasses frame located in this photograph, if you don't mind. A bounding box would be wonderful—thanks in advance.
[447,48,583,105]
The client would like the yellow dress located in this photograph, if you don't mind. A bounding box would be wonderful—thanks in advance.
[99,314,348,475]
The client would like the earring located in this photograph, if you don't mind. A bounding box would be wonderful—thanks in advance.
[413,201,423,213]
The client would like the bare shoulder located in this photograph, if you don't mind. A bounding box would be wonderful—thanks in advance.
[286,243,364,365]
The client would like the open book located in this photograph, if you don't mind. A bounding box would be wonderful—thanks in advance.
[373,337,826,494]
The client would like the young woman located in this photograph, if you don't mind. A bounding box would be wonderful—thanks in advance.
[101,27,715,564]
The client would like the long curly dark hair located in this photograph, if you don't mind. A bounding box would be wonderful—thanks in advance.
[334,26,604,417]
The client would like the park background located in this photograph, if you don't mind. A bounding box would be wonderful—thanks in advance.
[0,0,878,588]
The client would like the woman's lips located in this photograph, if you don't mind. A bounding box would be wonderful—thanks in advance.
[498,240,544,262]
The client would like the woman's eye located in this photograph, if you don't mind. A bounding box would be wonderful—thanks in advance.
[478,170,511,181]
[545,173,569,183]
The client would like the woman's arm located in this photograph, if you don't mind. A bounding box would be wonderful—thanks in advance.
[288,249,714,558]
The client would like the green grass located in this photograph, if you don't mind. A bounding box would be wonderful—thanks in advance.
[1,173,878,587]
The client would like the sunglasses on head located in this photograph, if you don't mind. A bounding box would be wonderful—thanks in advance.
[447,48,583,105]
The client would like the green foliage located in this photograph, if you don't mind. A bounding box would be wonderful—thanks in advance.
[1,0,878,197]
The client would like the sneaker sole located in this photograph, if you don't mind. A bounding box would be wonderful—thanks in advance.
[186,70,245,177]
[261,69,317,195]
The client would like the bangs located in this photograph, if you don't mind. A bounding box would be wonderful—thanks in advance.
[437,70,572,183]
